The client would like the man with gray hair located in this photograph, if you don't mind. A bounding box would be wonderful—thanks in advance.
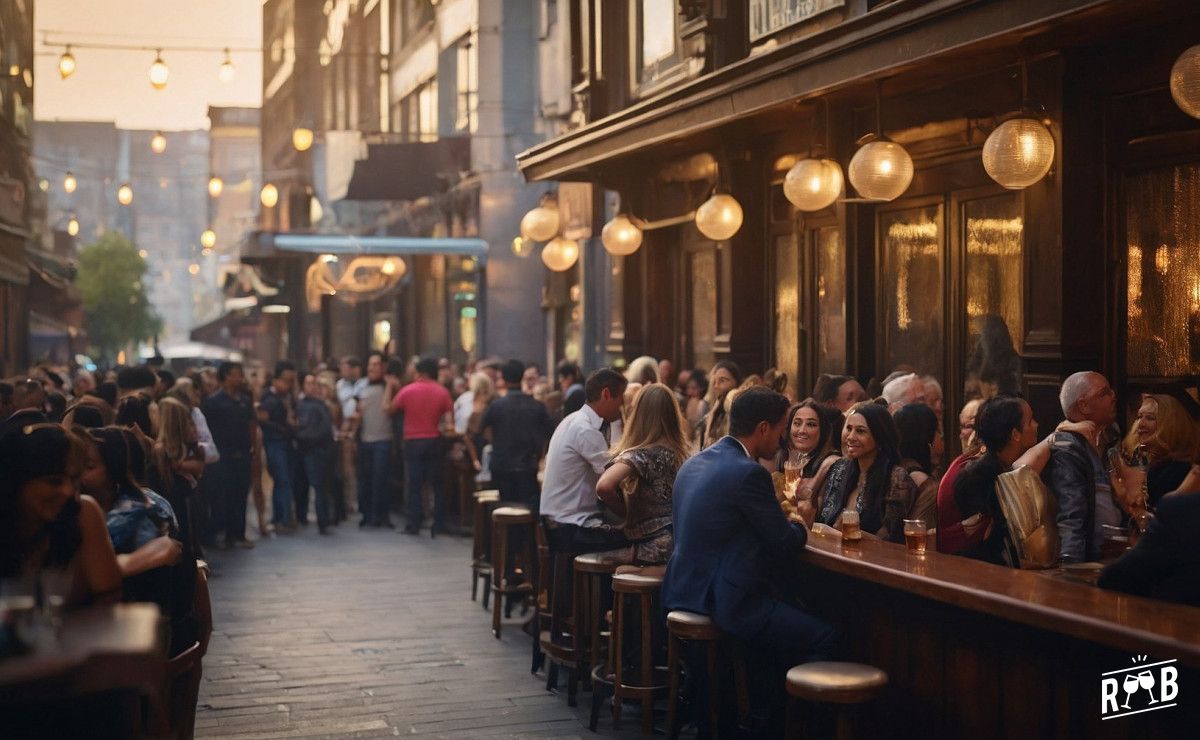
[1043,371,1121,563]
[881,372,927,413]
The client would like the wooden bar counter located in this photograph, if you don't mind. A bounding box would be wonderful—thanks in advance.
[797,529,1199,739]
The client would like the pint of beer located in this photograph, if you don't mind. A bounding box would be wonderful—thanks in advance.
[841,510,862,542]
[904,518,928,554]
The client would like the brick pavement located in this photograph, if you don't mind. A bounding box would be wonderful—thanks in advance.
[195,525,641,739]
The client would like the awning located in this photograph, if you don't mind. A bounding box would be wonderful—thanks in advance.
[242,230,488,260]
[344,138,470,201]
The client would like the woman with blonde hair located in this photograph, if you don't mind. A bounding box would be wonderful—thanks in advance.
[624,355,660,386]
[464,371,496,473]
[596,383,689,565]
[149,397,205,552]
[1118,393,1197,508]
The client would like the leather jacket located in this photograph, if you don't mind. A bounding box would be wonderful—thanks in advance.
[1041,430,1100,562]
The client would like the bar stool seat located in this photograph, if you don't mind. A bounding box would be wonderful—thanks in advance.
[786,662,888,740]
[470,490,501,607]
[490,505,535,638]
[666,610,720,641]
[665,610,748,740]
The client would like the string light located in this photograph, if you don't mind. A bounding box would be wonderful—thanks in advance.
[67,215,80,236]
[148,50,169,89]
[150,131,167,154]
[260,183,279,208]
[187,263,200,276]
[208,176,224,198]
[292,126,314,152]
[218,48,235,83]
[58,46,76,79]
[200,229,217,249]
[117,183,133,205]
[695,194,744,241]
[63,171,77,193]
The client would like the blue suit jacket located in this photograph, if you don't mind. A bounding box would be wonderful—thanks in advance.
[662,436,808,639]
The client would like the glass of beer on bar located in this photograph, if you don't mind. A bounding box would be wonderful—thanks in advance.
[904,518,928,554]
[841,509,862,542]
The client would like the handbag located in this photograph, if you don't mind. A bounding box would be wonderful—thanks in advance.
[994,465,1059,569]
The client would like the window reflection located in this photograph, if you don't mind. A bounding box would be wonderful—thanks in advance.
[880,204,943,377]
[690,249,717,368]
[816,226,846,374]
[775,233,799,395]
[1126,163,1200,377]
[963,194,1023,399]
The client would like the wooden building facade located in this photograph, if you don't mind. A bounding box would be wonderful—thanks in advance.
[517,0,1200,438]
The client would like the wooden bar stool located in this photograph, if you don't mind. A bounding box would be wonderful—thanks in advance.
[470,489,500,607]
[573,552,620,694]
[538,544,584,706]
[608,570,667,734]
[490,505,535,638]
[664,610,750,739]
[785,662,888,740]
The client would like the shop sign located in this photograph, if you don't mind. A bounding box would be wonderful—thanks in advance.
[749,0,845,42]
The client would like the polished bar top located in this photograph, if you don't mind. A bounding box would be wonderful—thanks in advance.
[801,529,1200,666]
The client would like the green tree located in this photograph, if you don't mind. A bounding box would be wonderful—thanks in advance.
[76,232,160,361]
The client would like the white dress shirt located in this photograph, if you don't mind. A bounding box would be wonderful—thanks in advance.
[192,406,220,464]
[337,377,367,421]
[453,390,475,434]
[539,404,610,527]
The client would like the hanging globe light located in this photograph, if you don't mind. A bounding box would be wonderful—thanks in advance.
[260,183,279,208]
[520,204,560,242]
[150,131,167,154]
[512,236,534,258]
[188,263,200,276]
[117,183,133,205]
[62,171,77,194]
[982,116,1055,190]
[292,126,315,152]
[67,215,80,236]
[848,138,913,201]
[148,50,169,90]
[200,229,217,249]
[58,46,76,79]
[541,237,579,271]
[783,158,844,211]
[601,214,643,256]
[1170,44,1200,119]
[694,193,743,241]
[208,176,224,198]
[218,48,235,83]
[380,257,406,278]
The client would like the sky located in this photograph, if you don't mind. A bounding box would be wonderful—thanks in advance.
[33,0,262,131]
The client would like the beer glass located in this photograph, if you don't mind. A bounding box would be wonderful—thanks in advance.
[841,510,861,542]
[783,456,804,494]
[904,519,928,554]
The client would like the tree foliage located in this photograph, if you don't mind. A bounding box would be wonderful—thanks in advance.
[76,232,160,360]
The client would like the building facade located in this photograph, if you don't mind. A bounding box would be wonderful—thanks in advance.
[0,0,35,374]
[519,0,1200,444]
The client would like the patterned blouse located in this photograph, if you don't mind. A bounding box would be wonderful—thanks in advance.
[817,457,916,543]
[612,445,679,565]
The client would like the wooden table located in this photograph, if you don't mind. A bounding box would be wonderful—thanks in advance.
[0,603,166,735]
[798,529,1200,739]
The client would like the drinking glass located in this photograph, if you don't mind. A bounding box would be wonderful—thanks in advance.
[39,568,72,639]
[904,519,928,554]
[1139,670,1157,704]
[840,510,861,542]
[1122,673,1140,708]
[783,457,804,496]
[0,576,37,644]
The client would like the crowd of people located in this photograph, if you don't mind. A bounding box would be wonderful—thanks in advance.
[5,348,1200,732]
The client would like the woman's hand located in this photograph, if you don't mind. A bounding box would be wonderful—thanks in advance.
[1109,454,1148,514]
[1056,419,1098,446]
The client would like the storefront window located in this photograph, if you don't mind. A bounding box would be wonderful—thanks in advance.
[880,203,943,377]
[1126,162,1200,377]
[815,225,846,374]
[690,249,717,369]
[774,233,800,394]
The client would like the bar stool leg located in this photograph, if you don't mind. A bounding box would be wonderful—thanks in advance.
[491,521,507,638]
[611,590,624,730]
[666,633,682,740]
[706,641,721,739]
[639,592,654,735]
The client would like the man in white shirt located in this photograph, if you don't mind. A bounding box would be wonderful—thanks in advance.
[540,368,630,554]
[336,356,367,516]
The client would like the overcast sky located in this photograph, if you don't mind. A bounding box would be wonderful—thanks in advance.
[33,0,262,131]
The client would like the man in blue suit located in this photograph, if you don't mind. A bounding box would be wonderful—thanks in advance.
[664,386,838,733]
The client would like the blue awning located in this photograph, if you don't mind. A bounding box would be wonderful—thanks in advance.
[271,233,487,257]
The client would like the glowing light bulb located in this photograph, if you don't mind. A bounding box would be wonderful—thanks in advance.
[188,263,200,276]
[694,194,744,241]
[292,127,315,152]
[63,171,77,194]
[67,216,80,236]
[151,132,167,154]
[117,183,133,205]
[200,229,217,249]
[59,47,76,79]
[148,51,169,89]
[208,176,224,198]
[260,183,279,208]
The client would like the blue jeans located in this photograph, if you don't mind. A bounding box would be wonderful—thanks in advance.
[357,439,393,525]
[301,442,334,527]
[404,437,445,530]
[264,439,294,525]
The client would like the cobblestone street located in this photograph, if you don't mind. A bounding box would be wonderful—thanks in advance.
[196,525,635,739]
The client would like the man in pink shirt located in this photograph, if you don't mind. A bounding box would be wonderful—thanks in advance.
[389,357,454,536]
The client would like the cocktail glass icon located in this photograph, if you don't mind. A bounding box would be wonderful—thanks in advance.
[1138,670,1158,704]
[1122,674,1140,709]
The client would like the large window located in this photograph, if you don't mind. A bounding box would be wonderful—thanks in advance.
[1126,162,1200,377]
[631,0,681,92]
[815,225,847,374]
[400,78,438,142]
[879,201,944,377]
[455,33,478,133]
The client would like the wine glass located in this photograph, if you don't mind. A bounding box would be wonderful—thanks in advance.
[1122,673,1141,709]
[1139,670,1157,704]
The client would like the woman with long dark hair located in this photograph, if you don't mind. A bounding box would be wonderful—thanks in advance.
[816,402,915,542]
[894,403,942,525]
[699,360,743,450]
[952,396,1039,566]
[777,400,842,520]
[0,424,121,606]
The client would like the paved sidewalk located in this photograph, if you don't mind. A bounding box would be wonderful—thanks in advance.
[195,524,639,739]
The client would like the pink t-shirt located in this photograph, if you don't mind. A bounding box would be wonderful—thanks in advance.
[390,379,453,440]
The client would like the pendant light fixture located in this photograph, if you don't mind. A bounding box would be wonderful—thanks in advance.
[541,236,579,272]
[601,205,644,256]
[148,50,169,90]
[982,60,1055,190]
[784,99,844,212]
[208,176,224,198]
[63,171,77,194]
[292,126,315,152]
[150,131,167,154]
[58,46,76,79]
[695,193,744,241]
[847,81,914,202]
[520,193,560,242]
[260,183,279,208]
[67,214,80,236]
[200,229,217,249]
[1170,44,1200,119]
[117,183,133,205]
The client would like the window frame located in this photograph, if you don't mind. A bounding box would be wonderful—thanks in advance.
[627,0,686,99]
